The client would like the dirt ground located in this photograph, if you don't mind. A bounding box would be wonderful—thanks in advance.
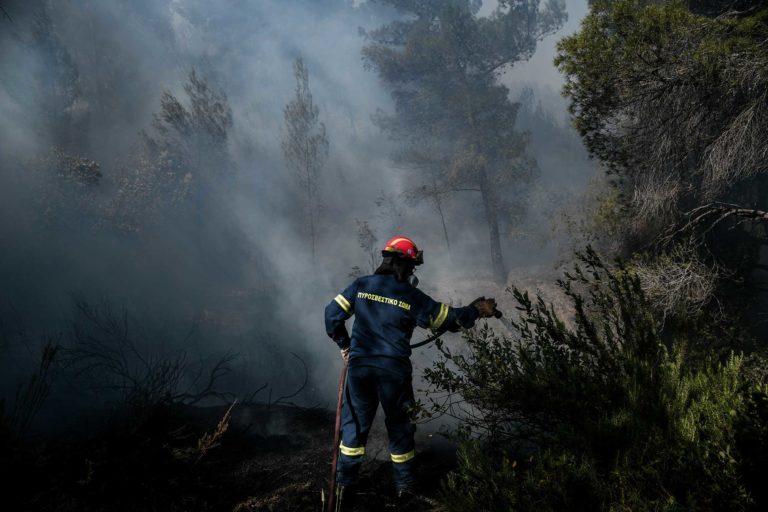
[226,403,456,511]
[3,402,456,512]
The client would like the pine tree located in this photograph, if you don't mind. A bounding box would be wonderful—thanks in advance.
[282,56,329,267]
[363,0,566,283]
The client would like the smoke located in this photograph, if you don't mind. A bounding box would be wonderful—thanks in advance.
[0,0,593,427]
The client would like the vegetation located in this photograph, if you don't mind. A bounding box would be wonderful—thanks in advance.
[363,0,567,282]
[108,69,235,233]
[556,0,768,319]
[282,55,329,268]
[424,249,767,511]
[416,3,768,510]
[0,341,58,445]
[63,300,238,414]
[5,1,768,510]
[0,300,326,512]
[33,147,103,228]
[349,219,379,278]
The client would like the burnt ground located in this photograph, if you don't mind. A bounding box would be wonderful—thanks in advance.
[2,403,456,511]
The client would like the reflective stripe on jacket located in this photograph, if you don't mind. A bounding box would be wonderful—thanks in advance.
[324,273,479,359]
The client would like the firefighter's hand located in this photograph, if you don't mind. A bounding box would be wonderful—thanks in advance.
[340,347,350,364]
[472,297,499,318]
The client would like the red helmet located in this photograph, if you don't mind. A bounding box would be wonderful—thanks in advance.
[382,236,424,265]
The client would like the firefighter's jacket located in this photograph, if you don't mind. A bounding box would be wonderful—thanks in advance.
[325,273,479,369]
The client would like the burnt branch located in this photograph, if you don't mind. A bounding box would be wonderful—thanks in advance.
[270,352,309,408]
[63,299,237,411]
[4,340,58,437]
[240,382,269,405]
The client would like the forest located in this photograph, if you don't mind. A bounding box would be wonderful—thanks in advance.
[1,0,767,511]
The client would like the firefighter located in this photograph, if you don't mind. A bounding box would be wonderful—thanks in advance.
[324,235,499,499]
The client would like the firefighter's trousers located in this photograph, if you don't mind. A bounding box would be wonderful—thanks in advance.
[336,363,416,490]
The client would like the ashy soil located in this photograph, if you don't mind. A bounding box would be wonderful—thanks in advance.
[3,402,456,511]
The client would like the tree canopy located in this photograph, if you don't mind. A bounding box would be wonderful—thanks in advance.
[364,0,567,282]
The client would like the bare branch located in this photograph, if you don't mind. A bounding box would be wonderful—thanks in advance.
[270,352,309,407]
[661,202,768,246]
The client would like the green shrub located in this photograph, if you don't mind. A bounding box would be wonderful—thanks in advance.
[438,443,602,512]
[424,249,757,510]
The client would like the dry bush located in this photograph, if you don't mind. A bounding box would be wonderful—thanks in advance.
[630,172,681,236]
[633,243,720,318]
[1,341,58,439]
[172,400,236,463]
[63,300,236,415]
[194,401,235,462]
[702,93,768,198]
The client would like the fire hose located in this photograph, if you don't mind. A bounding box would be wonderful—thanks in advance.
[326,305,502,510]
[326,356,348,512]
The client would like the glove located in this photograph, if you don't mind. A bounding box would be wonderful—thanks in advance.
[471,296,501,318]
[332,325,351,349]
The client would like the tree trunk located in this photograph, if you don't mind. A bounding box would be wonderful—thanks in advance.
[434,193,451,252]
[306,160,316,269]
[479,167,506,284]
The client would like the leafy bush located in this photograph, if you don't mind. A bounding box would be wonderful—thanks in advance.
[424,249,761,511]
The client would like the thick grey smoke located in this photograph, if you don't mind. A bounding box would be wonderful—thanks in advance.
[0,0,593,425]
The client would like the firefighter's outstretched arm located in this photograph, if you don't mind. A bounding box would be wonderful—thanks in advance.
[413,290,499,334]
[470,296,501,319]
[325,280,357,349]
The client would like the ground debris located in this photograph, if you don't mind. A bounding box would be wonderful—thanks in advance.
[233,481,316,512]
[3,402,453,511]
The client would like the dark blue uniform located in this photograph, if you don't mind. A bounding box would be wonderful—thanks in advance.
[325,273,479,490]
